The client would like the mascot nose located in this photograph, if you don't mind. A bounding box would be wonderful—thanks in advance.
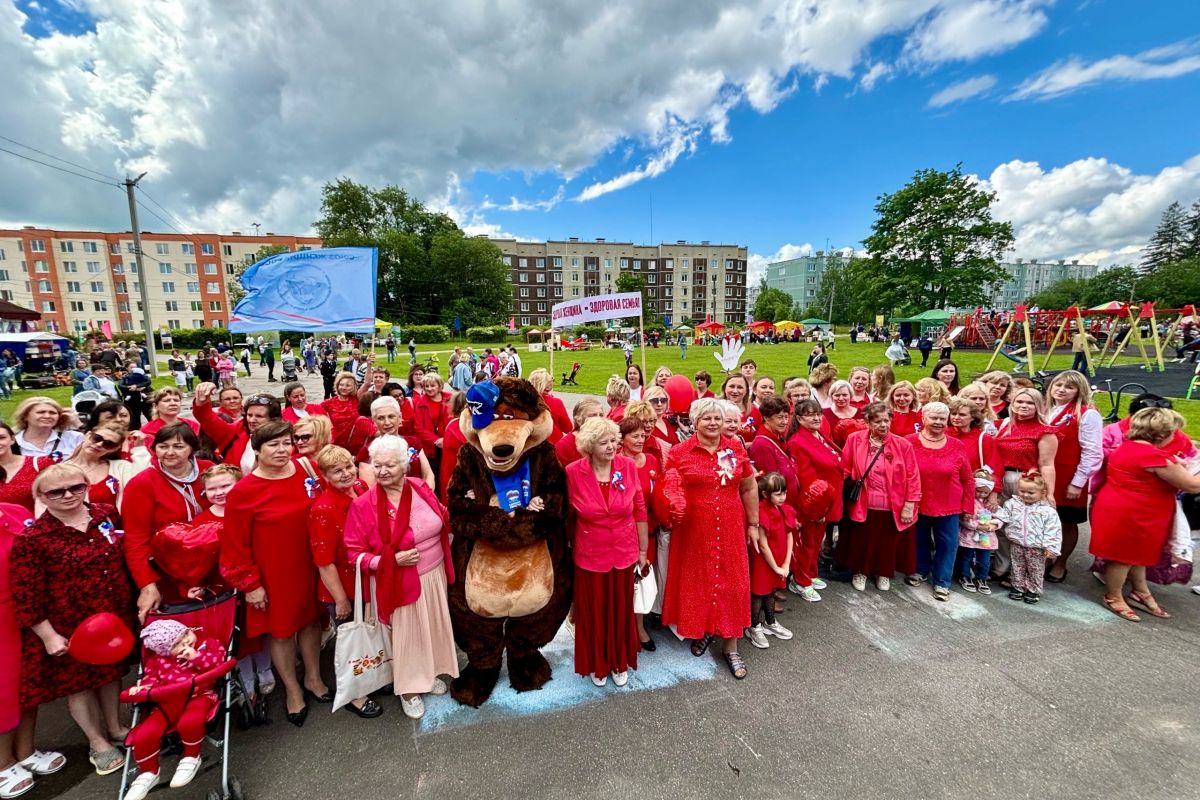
[492,444,515,459]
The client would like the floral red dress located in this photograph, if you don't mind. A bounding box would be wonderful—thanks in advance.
[10,503,135,706]
[0,458,43,513]
[662,436,752,639]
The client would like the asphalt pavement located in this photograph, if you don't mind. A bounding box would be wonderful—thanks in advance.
[29,364,1200,800]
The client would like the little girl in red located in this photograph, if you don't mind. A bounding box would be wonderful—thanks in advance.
[746,472,795,650]
[123,620,228,800]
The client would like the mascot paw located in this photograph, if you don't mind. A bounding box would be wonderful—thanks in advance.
[507,651,552,692]
[450,664,502,708]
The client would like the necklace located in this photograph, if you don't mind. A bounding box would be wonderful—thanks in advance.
[920,431,944,444]
[868,435,886,448]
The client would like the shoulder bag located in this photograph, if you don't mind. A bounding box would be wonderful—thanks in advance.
[843,439,886,508]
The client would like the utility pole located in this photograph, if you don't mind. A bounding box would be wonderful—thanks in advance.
[124,173,158,377]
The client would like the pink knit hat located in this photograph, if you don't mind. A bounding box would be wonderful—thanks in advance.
[140,620,189,656]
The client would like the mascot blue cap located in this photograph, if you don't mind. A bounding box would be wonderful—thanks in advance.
[466,381,501,429]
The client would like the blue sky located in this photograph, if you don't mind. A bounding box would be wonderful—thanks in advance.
[2,1,1199,277]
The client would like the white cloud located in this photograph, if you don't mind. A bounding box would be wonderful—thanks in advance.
[748,242,814,286]
[479,186,566,213]
[0,0,1052,232]
[928,74,997,106]
[1011,38,1200,100]
[858,62,893,91]
[980,154,1200,265]
[905,0,1050,64]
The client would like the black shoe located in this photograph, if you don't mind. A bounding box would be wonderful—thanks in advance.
[639,636,656,652]
[305,688,334,704]
[1008,588,1024,600]
[1023,592,1041,604]
[345,698,384,719]
[286,705,308,727]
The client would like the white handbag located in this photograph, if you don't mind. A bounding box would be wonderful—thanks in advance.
[332,555,393,712]
[633,565,658,615]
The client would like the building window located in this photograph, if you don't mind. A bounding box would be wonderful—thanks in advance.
[209,301,222,311]
[60,241,74,253]
[66,281,81,293]
[520,302,529,312]
[41,301,55,312]
[81,242,97,253]
[572,288,579,296]
[571,257,579,267]
[119,302,129,312]
[35,260,48,273]
[159,263,172,274]
[221,244,232,256]
[536,257,545,268]
[93,301,108,312]
[110,243,121,254]
[112,264,123,274]
[36,280,50,292]
[205,282,218,293]
[520,288,529,297]
[87,261,101,273]
[63,262,77,273]
[518,274,528,283]
[536,273,545,283]
[202,243,214,255]
[536,288,545,298]
[225,263,235,275]
[167,320,180,330]
[180,243,194,255]
[553,287,562,297]
[193,319,205,328]
[30,240,45,252]
[90,281,104,292]
[212,319,224,329]
[190,301,202,311]
[121,320,133,331]
[69,301,84,311]
[187,282,199,293]
[553,256,562,267]
[0,269,6,282]
[162,281,175,293]
[204,263,217,274]
[520,257,528,267]
[184,263,197,275]
[0,291,10,301]
[154,243,168,255]
[165,301,179,311]
[115,282,127,294]
[646,274,656,284]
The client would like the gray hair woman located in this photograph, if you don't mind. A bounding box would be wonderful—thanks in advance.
[343,435,457,720]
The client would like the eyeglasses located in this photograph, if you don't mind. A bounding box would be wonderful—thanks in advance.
[88,432,121,450]
[41,482,88,500]
[648,397,668,405]
[247,395,274,406]
[294,433,314,443]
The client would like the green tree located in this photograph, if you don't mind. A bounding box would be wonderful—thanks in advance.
[1181,200,1200,261]
[315,178,502,326]
[752,278,794,322]
[1027,277,1090,309]
[1140,201,1188,274]
[817,256,899,323]
[1137,258,1200,307]
[863,164,1014,310]
[227,244,287,305]
[1083,265,1138,306]
[615,271,650,323]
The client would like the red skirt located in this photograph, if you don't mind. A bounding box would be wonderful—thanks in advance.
[835,509,915,578]
[573,565,639,678]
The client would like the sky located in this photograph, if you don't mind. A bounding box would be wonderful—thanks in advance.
[1,0,1199,287]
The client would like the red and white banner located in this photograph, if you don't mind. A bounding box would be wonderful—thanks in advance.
[551,292,643,328]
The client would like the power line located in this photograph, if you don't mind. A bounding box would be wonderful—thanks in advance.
[0,145,119,187]
[135,199,187,236]
[0,134,121,183]
[138,188,193,235]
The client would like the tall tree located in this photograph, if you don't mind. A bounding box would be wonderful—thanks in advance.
[863,164,1014,310]
[1137,258,1200,308]
[1140,201,1188,274]
[751,279,794,322]
[428,232,512,329]
[1180,200,1200,262]
[615,271,650,324]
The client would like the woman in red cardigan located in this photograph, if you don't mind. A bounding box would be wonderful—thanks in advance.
[836,403,921,592]
[411,373,450,463]
[121,422,213,621]
[220,421,326,728]
[191,382,280,472]
[281,382,327,424]
[528,369,572,444]
[785,399,840,601]
[568,419,648,688]
[747,397,800,613]
[905,402,974,600]
[344,435,457,721]
[437,394,468,502]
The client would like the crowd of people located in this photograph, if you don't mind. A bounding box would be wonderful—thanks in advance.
[0,339,1198,800]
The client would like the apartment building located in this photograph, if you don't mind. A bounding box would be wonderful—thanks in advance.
[0,227,322,335]
[490,237,749,327]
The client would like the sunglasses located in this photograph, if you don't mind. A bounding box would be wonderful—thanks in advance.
[648,397,668,404]
[294,433,314,443]
[88,432,122,450]
[247,395,274,406]
[42,482,88,500]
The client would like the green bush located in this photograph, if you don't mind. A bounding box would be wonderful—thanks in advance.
[466,326,505,343]
[575,324,606,342]
[402,325,450,344]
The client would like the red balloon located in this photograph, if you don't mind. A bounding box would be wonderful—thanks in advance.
[835,418,867,439]
[800,479,835,520]
[151,521,222,587]
[69,612,134,665]
[664,374,696,414]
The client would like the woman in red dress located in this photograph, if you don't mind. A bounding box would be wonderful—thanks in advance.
[121,422,213,620]
[847,367,872,409]
[605,376,630,423]
[138,388,200,448]
[885,381,922,437]
[567,419,648,688]
[948,398,1002,501]
[1089,408,1200,621]
[62,423,149,508]
[220,421,326,727]
[281,382,327,425]
[322,371,370,452]
[411,373,450,465]
[309,446,382,719]
[528,369,572,444]
[192,382,281,472]
[662,397,760,680]
[11,465,135,777]
[618,416,669,649]
[785,399,841,602]
[991,387,1057,579]
[0,424,41,513]
[823,381,861,448]
[643,387,681,449]
[747,397,800,614]
[720,374,754,441]
[1043,371,1104,583]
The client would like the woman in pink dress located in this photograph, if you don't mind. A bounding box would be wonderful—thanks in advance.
[662,398,760,680]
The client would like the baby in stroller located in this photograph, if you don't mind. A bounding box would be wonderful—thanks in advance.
[122,620,231,800]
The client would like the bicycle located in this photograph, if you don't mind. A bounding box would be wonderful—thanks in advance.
[1092,378,1148,422]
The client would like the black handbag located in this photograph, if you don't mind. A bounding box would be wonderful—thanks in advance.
[843,440,886,507]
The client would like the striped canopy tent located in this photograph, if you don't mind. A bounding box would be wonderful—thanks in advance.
[1088,301,1126,312]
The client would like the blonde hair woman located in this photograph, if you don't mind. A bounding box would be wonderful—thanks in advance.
[914,377,950,407]
[1043,370,1104,582]
[979,371,1013,418]
[606,376,632,422]
[527,368,572,442]
[991,386,1058,581]
[808,363,839,409]
[293,415,332,461]
[11,397,82,459]
[884,381,921,437]
[62,422,149,510]
[653,366,673,388]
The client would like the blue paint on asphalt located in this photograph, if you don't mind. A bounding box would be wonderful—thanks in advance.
[418,624,718,734]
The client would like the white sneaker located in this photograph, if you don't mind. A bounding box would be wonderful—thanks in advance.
[124,771,160,800]
[851,573,867,591]
[429,678,448,695]
[169,757,201,789]
[611,671,629,687]
[763,621,793,640]
[876,577,891,591]
[786,577,807,596]
[401,695,425,719]
[798,585,822,602]
[745,625,770,649]
[811,577,828,590]
[1192,585,1200,596]
[591,674,608,687]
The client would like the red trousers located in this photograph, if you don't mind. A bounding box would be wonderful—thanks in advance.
[129,695,216,774]
[791,521,824,586]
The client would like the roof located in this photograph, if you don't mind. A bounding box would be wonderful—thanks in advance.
[0,332,67,343]
[0,300,40,321]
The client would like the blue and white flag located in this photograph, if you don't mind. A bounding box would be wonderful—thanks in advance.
[229,247,377,333]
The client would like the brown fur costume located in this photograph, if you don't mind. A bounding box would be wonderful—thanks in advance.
[446,377,571,707]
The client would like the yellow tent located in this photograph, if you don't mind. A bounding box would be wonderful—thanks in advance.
[374,318,393,331]
[774,320,801,331]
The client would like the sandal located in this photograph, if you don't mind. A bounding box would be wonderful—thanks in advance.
[1126,591,1171,619]
[724,651,748,680]
[88,747,125,776]
[689,633,715,658]
[0,765,34,800]
[1102,596,1141,622]
[1044,569,1067,584]
[17,751,64,776]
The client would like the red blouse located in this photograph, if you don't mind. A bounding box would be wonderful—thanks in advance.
[994,418,1056,471]
[904,434,974,517]
[309,483,368,603]
[122,462,214,591]
[139,417,201,448]
[0,457,43,512]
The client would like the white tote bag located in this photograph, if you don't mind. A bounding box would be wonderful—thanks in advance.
[332,555,393,712]
[632,565,658,615]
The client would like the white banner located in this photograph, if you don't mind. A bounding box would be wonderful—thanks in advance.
[551,292,643,328]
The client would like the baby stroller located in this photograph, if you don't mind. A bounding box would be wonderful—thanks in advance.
[118,591,249,800]
[72,390,106,427]
[561,361,581,386]
[280,353,299,383]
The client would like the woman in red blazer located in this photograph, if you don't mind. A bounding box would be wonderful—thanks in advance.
[836,402,921,592]
[438,394,468,501]
[528,369,572,444]
[410,374,450,463]
[191,382,281,472]
[567,418,648,689]
[785,399,842,601]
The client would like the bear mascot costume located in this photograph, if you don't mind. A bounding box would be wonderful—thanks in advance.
[446,377,571,707]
